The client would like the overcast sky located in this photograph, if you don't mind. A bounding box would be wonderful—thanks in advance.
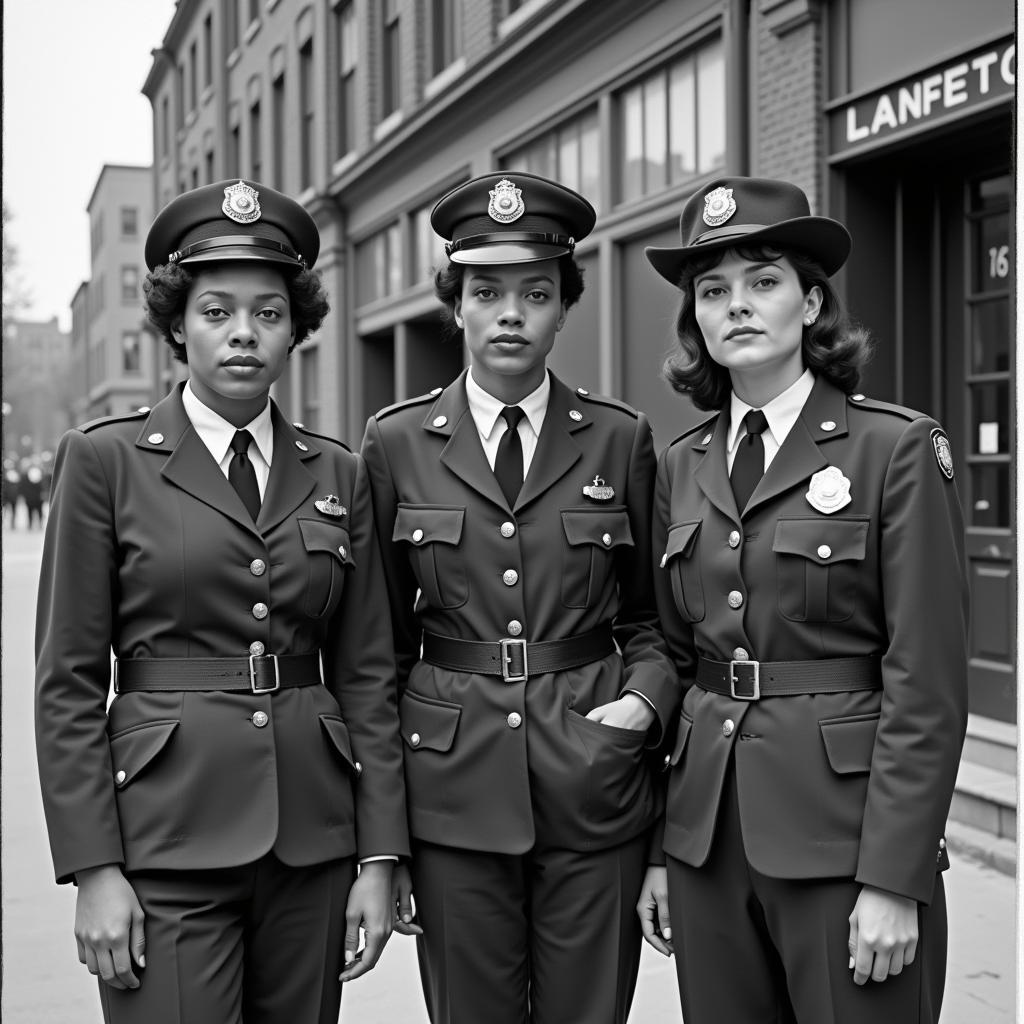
[4,1,179,332]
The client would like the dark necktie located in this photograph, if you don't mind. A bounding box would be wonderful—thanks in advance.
[494,406,526,507]
[730,409,768,513]
[229,429,262,521]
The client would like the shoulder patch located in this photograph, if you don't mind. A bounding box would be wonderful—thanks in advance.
[374,391,439,421]
[846,393,921,422]
[930,427,955,480]
[78,409,149,433]
[669,413,720,448]
[574,388,639,419]
[292,424,351,452]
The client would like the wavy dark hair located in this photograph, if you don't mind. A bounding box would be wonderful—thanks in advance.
[662,244,873,411]
[433,255,586,342]
[143,261,330,364]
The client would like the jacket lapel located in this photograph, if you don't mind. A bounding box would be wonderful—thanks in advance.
[257,408,319,533]
[691,414,740,523]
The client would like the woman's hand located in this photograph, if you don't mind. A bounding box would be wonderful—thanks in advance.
[339,861,394,982]
[847,884,919,985]
[636,865,673,957]
[586,693,656,731]
[74,864,146,990]
[391,862,423,937]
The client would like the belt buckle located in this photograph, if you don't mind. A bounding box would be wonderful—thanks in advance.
[729,659,760,700]
[499,639,528,683]
[250,654,281,694]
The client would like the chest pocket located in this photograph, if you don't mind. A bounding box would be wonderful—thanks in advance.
[772,517,869,622]
[560,507,633,608]
[660,520,704,623]
[394,505,468,610]
[299,518,355,619]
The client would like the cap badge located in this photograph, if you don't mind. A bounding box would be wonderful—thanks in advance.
[930,428,954,480]
[222,181,261,224]
[488,179,525,224]
[582,476,615,502]
[702,187,736,228]
[315,494,347,517]
[805,466,852,514]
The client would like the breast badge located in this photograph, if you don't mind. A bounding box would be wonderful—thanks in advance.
[314,494,347,517]
[582,476,615,502]
[806,466,851,514]
[931,428,955,480]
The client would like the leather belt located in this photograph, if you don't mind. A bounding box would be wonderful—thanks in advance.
[696,656,881,701]
[422,626,616,683]
[113,654,322,694]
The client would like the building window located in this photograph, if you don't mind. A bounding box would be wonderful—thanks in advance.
[226,0,240,52]
[272,73,286,188]
[381,0,400,117]
[430,0,461,77]
[503,107,601,213]
[176,62,185,128]
[249,99,262,181]
[335,1,357,159]
[189,40,198,111]
[299,346,321,431]
[355,223,402,305]
[91,216,104,256]
[121,207,138,237]
[122,332,141,374]
[161,96,170,155]
[248,0,260,26]
[203,14,213,89]
[299,38,315,188]
[413,200,451,284]
[121,266,139,304]
[205,147,216,183]
[228,123,241,177]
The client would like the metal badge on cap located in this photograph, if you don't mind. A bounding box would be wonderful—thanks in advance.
[702,186,736,227]
[223,181,261,224]
[488,179,525,223]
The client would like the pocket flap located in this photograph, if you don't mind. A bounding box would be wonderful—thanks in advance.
[772,518,868,564]
[319,714,358,773]
[819,713,879,774]
[394,505,465,546]
[299,519,355,566]
[668,712,693,766]
[399,690,461,752]
[109,720,179,788]
[662,520,701,564]
[561,507,633,549]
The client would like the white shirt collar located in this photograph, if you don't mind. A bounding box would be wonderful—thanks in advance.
[465,369,550,440]
[182,380,275,466]
[727,369,815,454]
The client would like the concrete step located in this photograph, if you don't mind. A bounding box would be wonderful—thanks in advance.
[949,759,1017,839]
[961,713,1017,774]
[944,818,1017,877]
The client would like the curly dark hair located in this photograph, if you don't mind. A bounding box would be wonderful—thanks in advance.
[432,255,586,342]
[662,244,874,411]
[143,261,330,364]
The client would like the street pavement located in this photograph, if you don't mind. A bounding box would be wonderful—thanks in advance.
[3,520,1018,1022]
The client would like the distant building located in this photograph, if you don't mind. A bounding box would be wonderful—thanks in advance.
[75,164,159,420]
[142,0,1015,734]
[2,316,71,456]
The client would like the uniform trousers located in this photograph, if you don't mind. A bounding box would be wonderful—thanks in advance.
[99,851,355,1024]
[666,764,947,1024]
[411,834,648,1024]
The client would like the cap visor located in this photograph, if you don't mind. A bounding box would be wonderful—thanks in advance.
[450,242,570,265]
[179,245,303,269]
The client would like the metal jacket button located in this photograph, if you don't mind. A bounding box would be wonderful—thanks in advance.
[249,641,266,656]
[732,647,749,661]
[507,620,523,637]
[410,733,421,747]
[252,602,269,620]
[501,521,516,538]
[250,558,266,576]
[728,591,743,609]
[728,531,741,548]
[507,712,522,728]
[503,569,519,586]
[722,719,735,737]
[412,528,424,543]
[252,711,269,728]
[817,545,832,559]
[115,770,127,786]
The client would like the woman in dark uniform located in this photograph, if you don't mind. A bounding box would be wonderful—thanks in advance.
[636,176,968,1024]
[360,172,677,1024]
[35,179,408,1024]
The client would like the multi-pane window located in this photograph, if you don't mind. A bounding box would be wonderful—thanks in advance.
[121,207,138,237]
[299,39,315,187]
[381,0,400,117]
[272,73,286,188]
[617,38,725,205]
[118,264,137,304]
[431,0,461,77]
[502,108,600,213]
[122,332,141,374]
[299,347,321,431]
[335,1,357,159]
[355,223,403,305]
[249,99,262,181]
[413,201,449,284]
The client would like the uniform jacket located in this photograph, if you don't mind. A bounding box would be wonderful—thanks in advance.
[654,376,968,904]
[361,370,677,854]
[35,384,408,884]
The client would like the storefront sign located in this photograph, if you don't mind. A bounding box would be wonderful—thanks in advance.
[830,38,1015,155]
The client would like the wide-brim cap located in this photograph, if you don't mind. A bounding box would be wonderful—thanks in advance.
[431,171,596,265]
[645,176,852,283]
[144,179,320,272]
